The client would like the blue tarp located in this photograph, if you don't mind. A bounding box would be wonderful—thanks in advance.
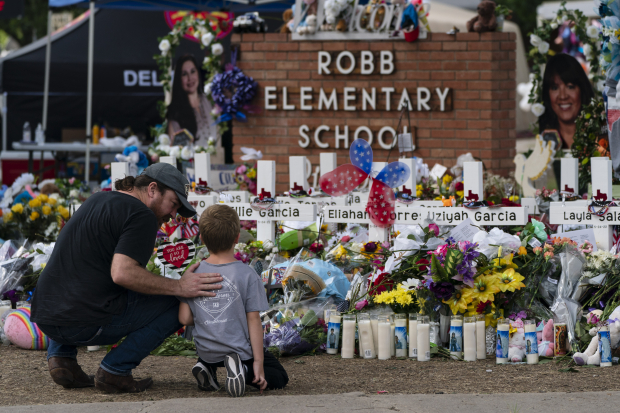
[49,0,293,12]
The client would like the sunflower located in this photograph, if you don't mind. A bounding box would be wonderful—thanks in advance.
[492,253,518,269]
[471,274,500,303]
[443,288,474,315]
[497,268,526,293]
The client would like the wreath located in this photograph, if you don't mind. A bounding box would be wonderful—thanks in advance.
[152,13,227,138]
[211,60,258,123]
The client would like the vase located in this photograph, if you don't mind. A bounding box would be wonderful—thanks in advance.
[496,15,505,32]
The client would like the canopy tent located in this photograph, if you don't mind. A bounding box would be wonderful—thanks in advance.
[50,0,294,13]
[0,9,232,146]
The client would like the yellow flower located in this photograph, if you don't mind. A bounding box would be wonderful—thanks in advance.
[442,175,453,185]
[58,206,70,220]
[434,196,442,201]
[37,194,49,203]
[4,212,12,221]
[30,211,40,220]
[509,195,519,202]
[374,289,396,305]
[246,169,256,179]
[416,190,422,198]
[471,274,501,303]
[416,184,422,190]
[443,288,474,315]
[492,253,518,269]
[331,245,347,260]
[11,204,23,214]
[47,198,57,206]
[42,205,52,215]
[29,199,41,208]
[456,190,464,197]
[498,268,526,293]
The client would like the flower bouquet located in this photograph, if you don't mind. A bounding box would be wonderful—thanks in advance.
[234,163,257,195]
[3,195,68,243]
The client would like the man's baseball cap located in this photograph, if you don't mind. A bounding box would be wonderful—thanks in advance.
[142,163,196,218]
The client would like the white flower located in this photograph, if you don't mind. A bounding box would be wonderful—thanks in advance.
[159,39,171,53]
[169,146,181,159]
[194,30,201,39]
[530,34,542,46]
[263,240,275,251]
[597,80,605,92]
[181,146,193,160]
[401,278,419,291]
[69,189,80,198]
[550,22,558,29]
[325,14,336,24]
[158,134,170,146]
[203,56,211,65]
[537,41,550,54]
[211,43,223,56]
[204,83,212,95]
[583,43,592,59]
[531,103,546,117]
[587,25,599,39]
[202,32,214,47]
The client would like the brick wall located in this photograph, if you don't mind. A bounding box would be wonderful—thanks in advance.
[230,32,517,193]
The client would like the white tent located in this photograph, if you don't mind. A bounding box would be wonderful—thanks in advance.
[427,2,536,132]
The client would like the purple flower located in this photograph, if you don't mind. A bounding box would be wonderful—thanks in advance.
[429,281,455,301]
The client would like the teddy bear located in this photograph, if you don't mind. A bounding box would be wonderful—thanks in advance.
[573,307,620,366]
[466,0,497,33]
[537,319,555,357]
[280,9,294,33]
[297,15,317,35]
[508,318,526,362]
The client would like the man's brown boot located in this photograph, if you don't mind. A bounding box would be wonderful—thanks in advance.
[94,367,153,394]
[48,357,95,388]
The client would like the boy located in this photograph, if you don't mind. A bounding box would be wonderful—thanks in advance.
[178,204,288,397]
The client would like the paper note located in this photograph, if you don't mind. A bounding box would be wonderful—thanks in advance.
[448,218,481,241]
[429,164,447,181]
[554,228,598,252]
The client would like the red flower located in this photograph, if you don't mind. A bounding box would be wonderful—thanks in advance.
[309,242,324,254]
[369,272,393,296]
[341,235,351,243]
[416,258,430,272]
[476,300,491,313]
[455,182,464,191]
[501,198,521,207]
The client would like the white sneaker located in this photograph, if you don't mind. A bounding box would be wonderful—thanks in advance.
[192,361,220,391]
[224,353,246,397]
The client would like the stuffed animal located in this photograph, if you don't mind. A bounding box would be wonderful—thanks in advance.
[115,145,148,177]
[537,319,555,357]
[508,318,526,362]
[3,307,50,350]
[281,9,294,33]
[466,1,497,33]
[574,308,620,366]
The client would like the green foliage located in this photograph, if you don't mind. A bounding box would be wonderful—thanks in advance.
[150,334,197,357]
[430,253,448,282]
[571,99,607,189]
[495,0,543,50]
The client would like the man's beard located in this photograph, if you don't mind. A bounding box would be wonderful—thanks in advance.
[149,202,172,226]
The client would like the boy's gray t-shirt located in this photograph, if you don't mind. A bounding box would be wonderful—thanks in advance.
[179,260,268,363]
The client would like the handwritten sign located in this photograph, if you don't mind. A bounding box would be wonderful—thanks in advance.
[157,238,195,271]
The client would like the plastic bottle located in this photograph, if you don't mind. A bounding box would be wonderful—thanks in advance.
[22,122,31,142]
[92,124,99,144]
[35,123,45,144]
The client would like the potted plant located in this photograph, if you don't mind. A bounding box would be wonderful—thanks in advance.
[495,5,512,32]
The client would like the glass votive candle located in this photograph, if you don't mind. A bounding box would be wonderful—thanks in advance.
[408,313,418,358]
[377,315,392,360]
[449,314,463,359]
[417,315,431,362]
[463,316,477,362]
[496,318,510,364]
[598,321,612,367]
[357,313,376,359]
[369,314,379,356]
[394,314,407,357]
[341,314,356,359]
[475,314,486,360]
[524,319,539,364]
[389,314,396,357]
[326,311,341,355]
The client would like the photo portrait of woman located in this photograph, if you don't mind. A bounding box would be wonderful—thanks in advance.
[539,53,595,149]
[167,54,225,164]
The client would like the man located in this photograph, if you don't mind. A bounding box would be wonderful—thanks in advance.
[31,163,222,394]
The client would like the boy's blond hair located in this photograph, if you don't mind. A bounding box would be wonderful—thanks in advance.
[199,204,240,254]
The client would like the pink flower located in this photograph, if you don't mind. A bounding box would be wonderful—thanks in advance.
[428,223,439,236]
[587,312,600,325]
[68,178,75,185]
[355,300,368,311]
[431,244,448,257]
[544,251,554,260]
[236,164,247,175]
[341,235,351,243]
[151,154,159,163]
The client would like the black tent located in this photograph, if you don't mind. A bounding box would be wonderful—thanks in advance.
[0,9,238,146]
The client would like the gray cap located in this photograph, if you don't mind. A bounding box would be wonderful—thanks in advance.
[142,163,196,218]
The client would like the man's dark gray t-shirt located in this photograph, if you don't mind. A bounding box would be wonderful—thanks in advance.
[179,260,268,363]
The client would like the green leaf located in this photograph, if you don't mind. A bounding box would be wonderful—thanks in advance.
[537,358,553,364]
[430,254,448,282]
[444,248,463,277]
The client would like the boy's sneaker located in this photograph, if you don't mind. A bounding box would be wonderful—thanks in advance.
[192,361,220,391]
[224,353,246,397]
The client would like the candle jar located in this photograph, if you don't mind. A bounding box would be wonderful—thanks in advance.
[417,315,431,362]
[370,314,379,355]
[389,314,396,357]
[463,316,476,361]
[475,314,486,360]
[377,315,392,360]
[598,322,612,367]
[0,300,11,329]
[449,315,463,359]
[496,318,509,364]
[524,319,539,364]
[554,323,567,357]
[16,301,30,308]
[326,311,341,354]
[408,313,418,358]
[323,304,337,324]
[394,314,407,358]
[358,313,376,359]
[341,314,356,359]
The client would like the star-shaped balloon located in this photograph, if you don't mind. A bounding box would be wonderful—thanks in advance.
[319,139,410,227]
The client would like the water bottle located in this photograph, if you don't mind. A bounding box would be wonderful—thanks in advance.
[35,123,45,144]
[22,122,31,142]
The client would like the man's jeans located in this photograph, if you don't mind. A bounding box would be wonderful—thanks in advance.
[38,291,181,376]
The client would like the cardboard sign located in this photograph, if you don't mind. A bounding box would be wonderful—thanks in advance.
[157,239,196,271]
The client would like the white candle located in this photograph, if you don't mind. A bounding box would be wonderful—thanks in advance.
[390,323,395,357]
[496,319,509,364]
[417,322,431,362]
[358,319,376,359]
[476,316,486,360]
[524,321,539,364]
[395,315,407,358]
[449,316,463,360]
[378,318,392,360]
[326,313,341,354]
[599,325,612,367]
[341,316,356,359]
[463,318,476,362]
[409,318,418,358]
[370,315,379,354]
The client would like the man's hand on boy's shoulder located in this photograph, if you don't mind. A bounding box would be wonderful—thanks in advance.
[177,262,223,298]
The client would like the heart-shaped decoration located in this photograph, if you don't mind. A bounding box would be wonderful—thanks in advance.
[157,239,196,271]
